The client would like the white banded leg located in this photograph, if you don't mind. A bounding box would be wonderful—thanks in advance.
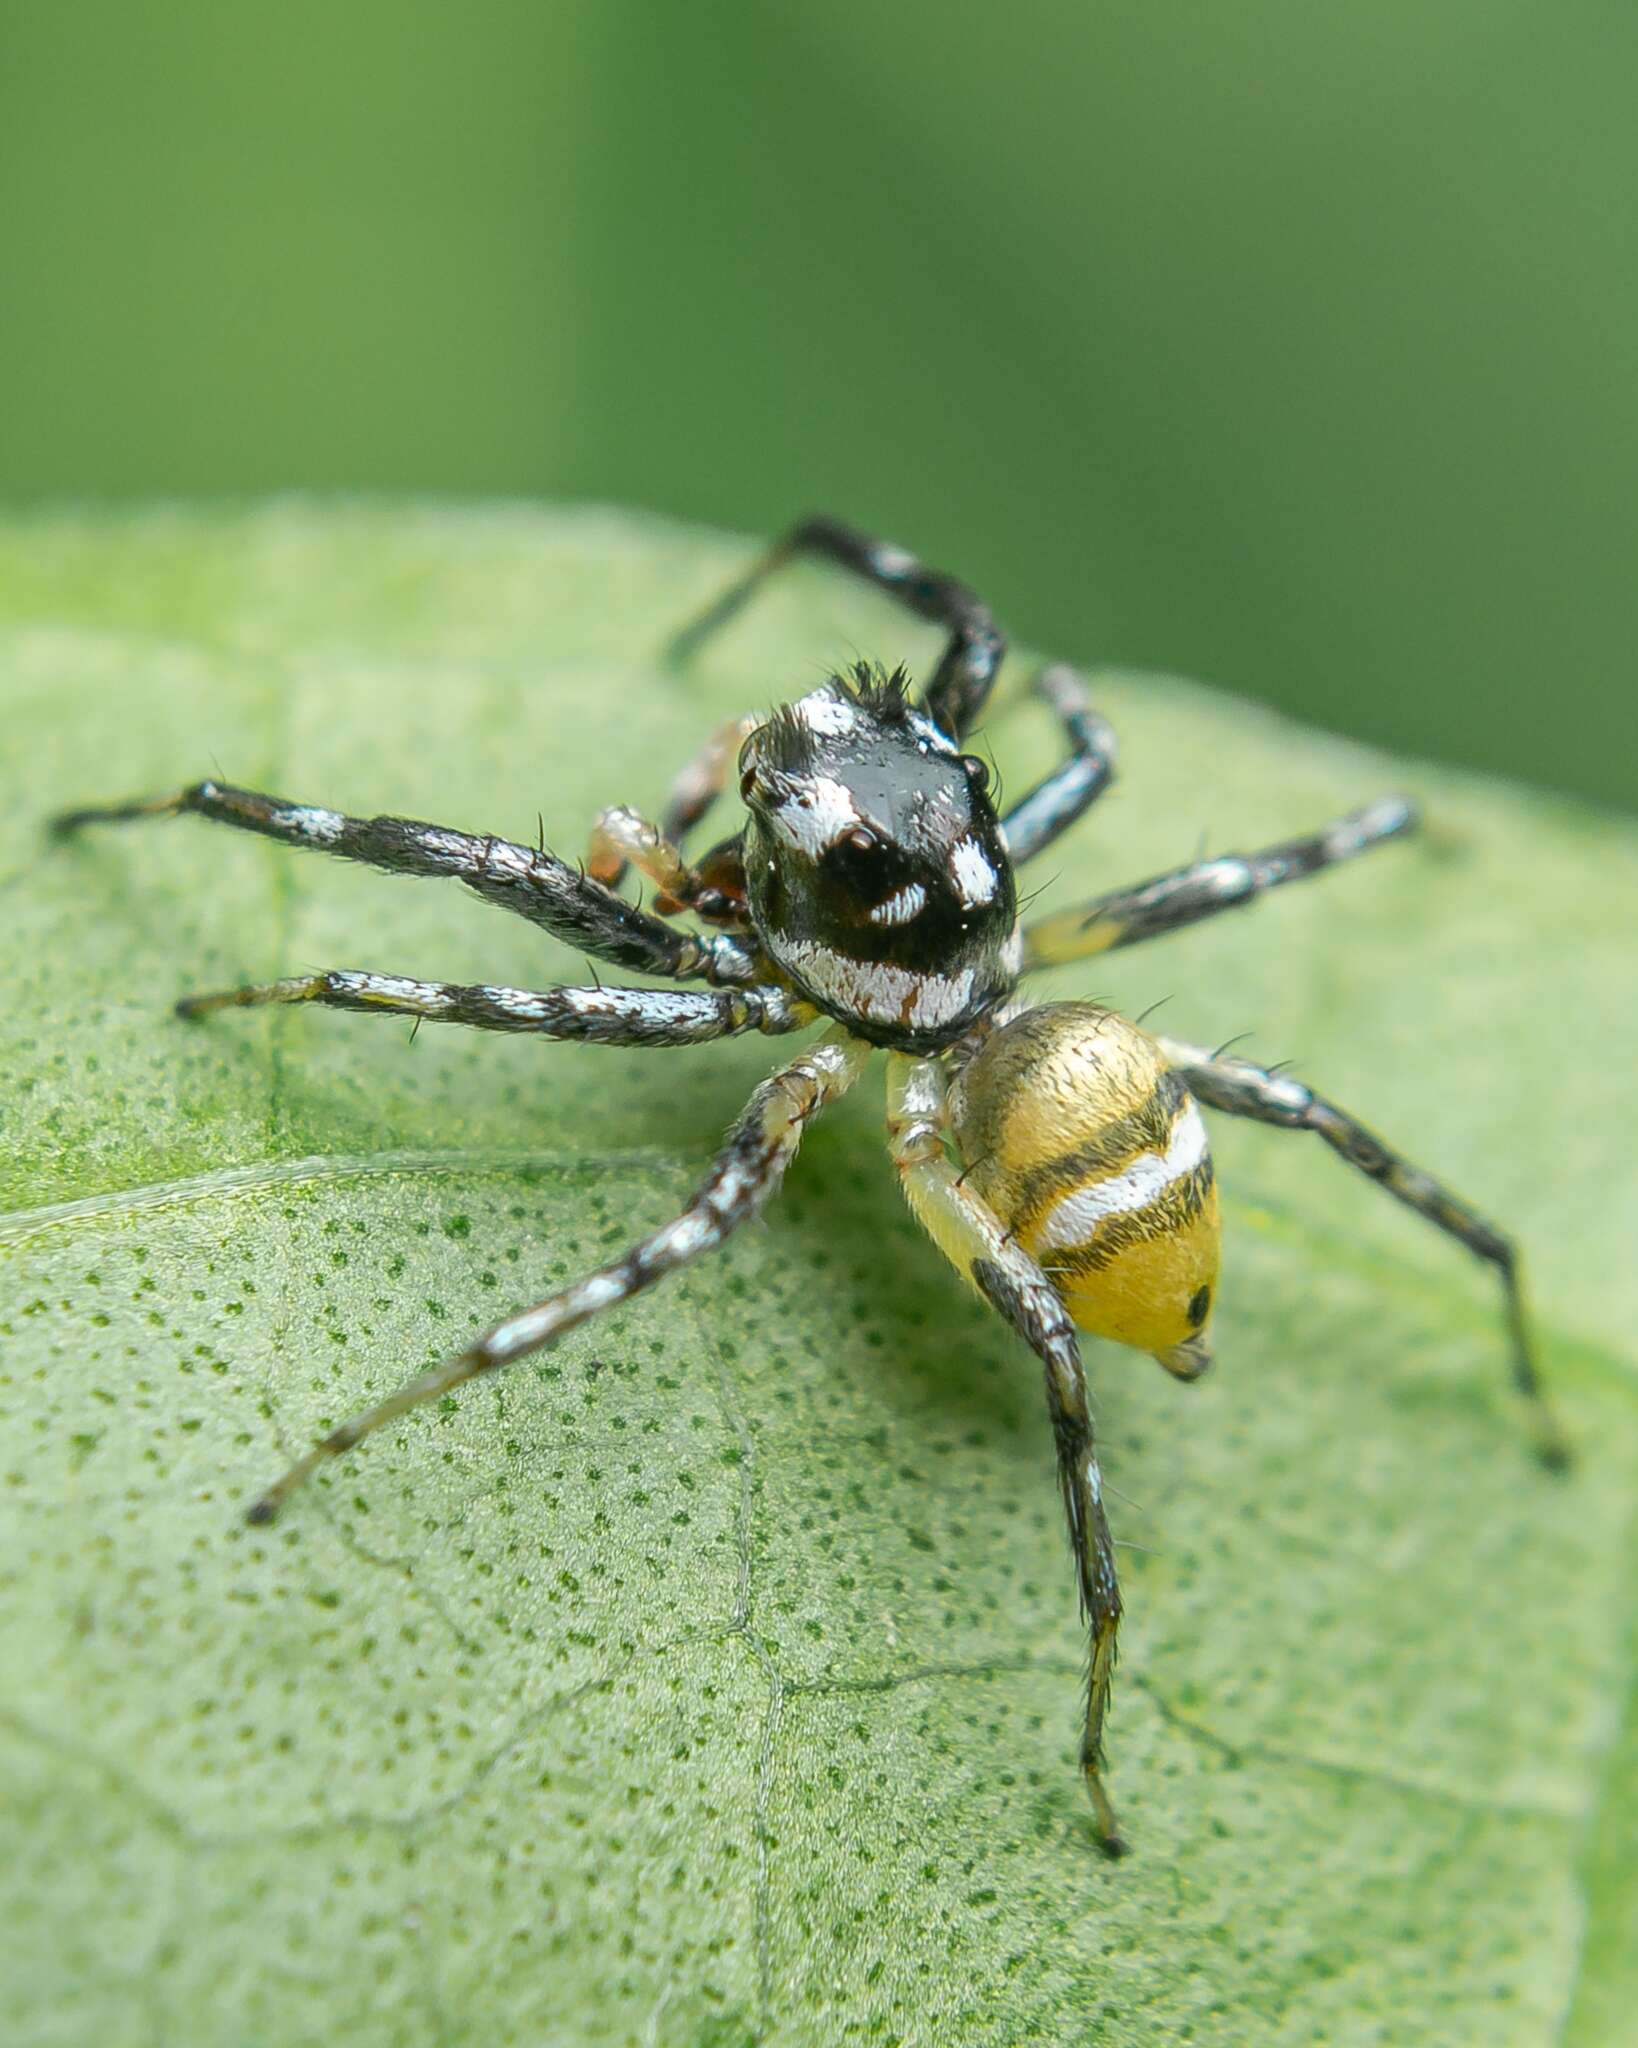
[885,1052,1128,1853]
[1158,1035,1569,1466]
[667,515,1006,740]
[1000,664,1118,866]
[246,1027,871,1523]
[177,969,812,1046]
[1023,798,1416,970]
[51,779,760,986]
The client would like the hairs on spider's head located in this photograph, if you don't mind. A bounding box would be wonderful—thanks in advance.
[751,662,914,773]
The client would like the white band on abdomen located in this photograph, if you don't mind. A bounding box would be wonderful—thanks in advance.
[1034,1099,1210,1252]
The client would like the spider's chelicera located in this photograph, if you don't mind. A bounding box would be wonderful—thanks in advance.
[53,514,1567,1853]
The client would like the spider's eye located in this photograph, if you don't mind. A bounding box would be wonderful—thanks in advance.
[960,755,991,796]
[824,824,887,893]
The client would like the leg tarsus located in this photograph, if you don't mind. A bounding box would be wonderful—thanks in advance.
[1083,1717,1127,1856]
[51,792,186,836]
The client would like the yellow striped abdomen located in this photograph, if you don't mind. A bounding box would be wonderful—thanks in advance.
[948,1001,1219,1377]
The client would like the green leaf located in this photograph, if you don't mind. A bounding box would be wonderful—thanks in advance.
[1,502,1634,2048]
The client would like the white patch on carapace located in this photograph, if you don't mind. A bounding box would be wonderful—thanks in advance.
[776,938,976,1032]
[907,711,957,756]
[999,925,1024,975]
[769,774,863,857]
[949,835,1000,907]
[1034,1099,1210,1252]
[790,689,861,739]
[869,882,927,927]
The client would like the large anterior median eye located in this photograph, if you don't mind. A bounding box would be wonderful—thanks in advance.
[825,824,886,892]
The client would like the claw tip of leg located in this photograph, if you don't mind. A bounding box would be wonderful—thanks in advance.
[244,1496,278,1527]
[1082,1760,1126,1858]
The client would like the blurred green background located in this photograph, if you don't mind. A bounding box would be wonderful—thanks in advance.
[2,1,1633,807]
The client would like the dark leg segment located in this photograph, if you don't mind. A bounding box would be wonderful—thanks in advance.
[999,664,1119,865]
[885,1052,1127,1851]
[245,1027,871,1523]
[1023,797,1416,970]
[177,969,810,1045]
[52,781,760,986]
[667,515,1006,741]
[1157,1036,1569,1467]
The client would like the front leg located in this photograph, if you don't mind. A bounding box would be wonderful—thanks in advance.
[668,515,1006,740]
[885,1052,1127,1853]
[52,779,760,986]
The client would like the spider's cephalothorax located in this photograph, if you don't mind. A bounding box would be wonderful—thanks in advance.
[54,511,1567,1856]
[739,665,1018,1050]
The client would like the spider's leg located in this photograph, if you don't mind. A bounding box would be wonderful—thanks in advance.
[656,713,763,847]
[667,515,1006,741]
[51,780,759,986]
[1156,1035,1569,1468]
[999,664,1118,866]
[588,713,762,896]
[177,970,812,1045]
[885,1052,1127,1854]
[246,1026,870,1523]
[1021,797,1416,970]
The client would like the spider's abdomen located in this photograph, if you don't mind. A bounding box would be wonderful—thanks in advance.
[949,1001,1220,1377]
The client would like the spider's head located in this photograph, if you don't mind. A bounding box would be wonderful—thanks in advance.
[737,666,1019,1051]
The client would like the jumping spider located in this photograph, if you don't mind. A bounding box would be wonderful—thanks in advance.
[53,515,1567,1853]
